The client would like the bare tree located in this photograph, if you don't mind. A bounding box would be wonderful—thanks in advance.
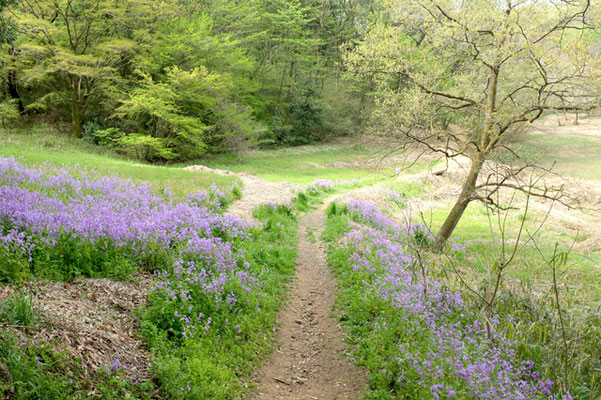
[346,0,601,248]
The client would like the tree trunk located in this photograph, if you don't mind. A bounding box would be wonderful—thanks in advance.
[434,157,484,249]
[7,47,24,113]
[71,93,82,138]
[70,77,83,138]
[7,69,24,113]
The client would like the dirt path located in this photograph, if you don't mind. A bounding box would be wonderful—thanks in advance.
[250,201,367,400]
[185,165,299,221]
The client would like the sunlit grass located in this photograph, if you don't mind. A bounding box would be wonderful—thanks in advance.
[424,202,601,304]
[0,125,239,196]
[185,144,394,184]
[513,129,601,181]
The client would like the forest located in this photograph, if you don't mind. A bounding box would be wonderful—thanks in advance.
[0,0,373,160]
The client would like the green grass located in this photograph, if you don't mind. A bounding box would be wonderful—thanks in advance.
[426,202,601,304]
[325,199,601,399]
[0,290,36,328]
[513,130,601,181]
[0,331,154,400]
[187,144,395,184]
[0,125,239,196]
[140,201,299,399]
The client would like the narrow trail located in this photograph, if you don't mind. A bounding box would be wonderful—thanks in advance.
[184,164,299,221]
[250,201,367,400]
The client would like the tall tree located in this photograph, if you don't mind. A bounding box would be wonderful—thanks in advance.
[346,0,601,248]
[11,0,134,137]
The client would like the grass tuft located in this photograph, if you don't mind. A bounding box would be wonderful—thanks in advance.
[0,290,36,328]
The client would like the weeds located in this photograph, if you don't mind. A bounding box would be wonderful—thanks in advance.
[0,290,36,328]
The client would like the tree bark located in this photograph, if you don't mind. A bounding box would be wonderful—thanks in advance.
[69,76,83,138]
[7,69,24,113]
[434,156,484,249]
[7,47,24,113]
[70,91,82,138]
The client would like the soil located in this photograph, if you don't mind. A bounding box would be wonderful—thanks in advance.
[0,274,153,381]
[185,165,299,221]
[250,201,367,400]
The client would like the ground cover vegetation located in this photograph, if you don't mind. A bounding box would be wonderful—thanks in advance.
[0,155,339,398]
[0,153,358,398]
[324,193,600,399]
[0,0,600,399]
[0,125,240,196]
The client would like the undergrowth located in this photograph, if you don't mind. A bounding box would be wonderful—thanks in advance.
[323,200,598,399]
[140,202,298,399]
[0,333,153,400]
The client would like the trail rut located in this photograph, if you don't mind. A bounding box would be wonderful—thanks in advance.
[250,202,367,400]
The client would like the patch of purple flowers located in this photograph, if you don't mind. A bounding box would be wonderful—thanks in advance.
[0,156,261,340]
[304,178,361,195]
[340,199,567,399]
[0,156,248,259]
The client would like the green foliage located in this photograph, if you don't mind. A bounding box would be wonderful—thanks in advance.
[24,233,138,282]
[115,66,233,161]
[0,0,17,44]
[82,123,123,147]
[3,0,371,157]
[0,290,36,328]
[493,290,601,399]
[0,247,28,283]
[321,205,350,242]
[0,333,153,399]
[0,99,19,127]
[0,334,81,399]
[325,201,347,218]
[141,201,299,399]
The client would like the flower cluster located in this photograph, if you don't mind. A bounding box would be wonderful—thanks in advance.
[304,178,361,195]
[0,156,248,261]
[0,156,261,340]
[339,199,563,399]
[305,178,336,194]
[263,200,295,215]
[382,188,407,207]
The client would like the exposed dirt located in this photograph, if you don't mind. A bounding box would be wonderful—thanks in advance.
[533,112,601,138]
[185,164,299,221]
[0,273,153,381]
[250,202,367,400]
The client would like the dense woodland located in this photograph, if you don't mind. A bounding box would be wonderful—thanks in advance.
[0,0,377,161]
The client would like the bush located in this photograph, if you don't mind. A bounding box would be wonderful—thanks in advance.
[0,99,20,128]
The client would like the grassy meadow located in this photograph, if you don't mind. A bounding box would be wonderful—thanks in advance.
[1,118,600,399]
[0,125,239,197]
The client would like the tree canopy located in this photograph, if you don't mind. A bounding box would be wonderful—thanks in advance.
[345,0,601,246]
[1,0,371,160]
